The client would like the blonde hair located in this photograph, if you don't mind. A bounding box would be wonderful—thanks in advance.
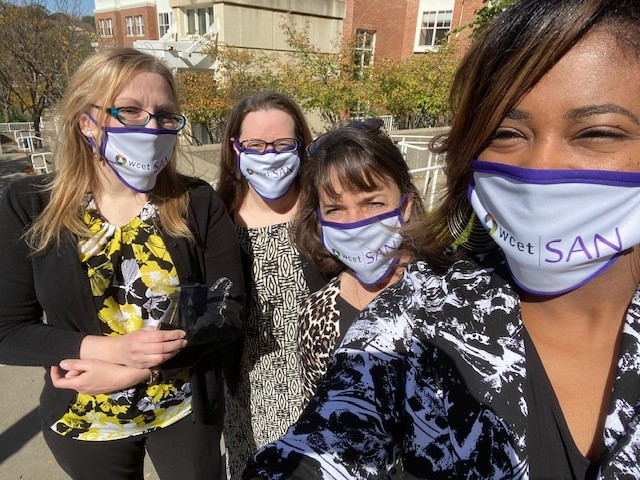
[28,47,193,253]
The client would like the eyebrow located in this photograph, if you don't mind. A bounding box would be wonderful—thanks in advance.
[565,104,640,124]
[504,104,640,125]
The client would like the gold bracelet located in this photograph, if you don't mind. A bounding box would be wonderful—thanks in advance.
[148,367,161,384]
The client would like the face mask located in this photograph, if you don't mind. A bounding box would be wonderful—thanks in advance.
[469,159,640,295]
[237,150,301,201]
[89,126,177,193]
[319,197,406,286]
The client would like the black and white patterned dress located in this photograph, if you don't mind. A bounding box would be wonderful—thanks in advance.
[244,252,640,479]
[224,222,310,479]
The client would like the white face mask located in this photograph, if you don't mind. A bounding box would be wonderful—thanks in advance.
[237,150,301,201]
[469,159,640,295]
[90,126,177,193]
[319,198,406,286]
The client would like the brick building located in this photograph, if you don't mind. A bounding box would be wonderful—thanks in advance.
[345,0,484,67]
[93,0,484,57]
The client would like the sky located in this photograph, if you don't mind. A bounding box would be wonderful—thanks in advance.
[45,0,95,17]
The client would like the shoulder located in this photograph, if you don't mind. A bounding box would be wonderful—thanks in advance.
[0,175,52,220]
[341,252,516,349]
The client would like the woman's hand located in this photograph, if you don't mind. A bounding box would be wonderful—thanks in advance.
[50,359,149,395]
[79,328,188,369]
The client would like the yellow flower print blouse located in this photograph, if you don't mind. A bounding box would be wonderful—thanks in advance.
[52,199,192,441]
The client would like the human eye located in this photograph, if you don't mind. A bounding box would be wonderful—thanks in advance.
[242,140,266,153]
[117,106,142,116]
[157,113,183,129]
[574,126,630,141]
[274,138,298,152]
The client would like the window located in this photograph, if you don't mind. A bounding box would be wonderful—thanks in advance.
[135,15,144,36]
[186,7,213,35]
[125,16,134,36]
[418,10,452,47]
[106,18,113,37]
[98,19,105,36]
[354,29,376,72]
[158,12,172,37]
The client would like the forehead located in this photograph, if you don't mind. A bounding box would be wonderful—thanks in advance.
[318,169,400,201]
[113,71,175,105]
[239,109,295,140]
[515,31,640,114]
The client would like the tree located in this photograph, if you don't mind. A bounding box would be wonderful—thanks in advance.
[459,0,516,36]
[0,0,94,131]
[177,43,275,143]
[368,42,459,129]
[273,19,369,128]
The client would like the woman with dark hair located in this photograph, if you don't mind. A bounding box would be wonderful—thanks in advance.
[292,119,424,403]
[218,91,326,479]
[244,0,640,478]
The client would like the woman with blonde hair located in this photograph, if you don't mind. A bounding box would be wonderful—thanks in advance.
[0,47,245,479]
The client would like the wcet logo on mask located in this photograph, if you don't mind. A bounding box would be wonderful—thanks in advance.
[469,159,640,295]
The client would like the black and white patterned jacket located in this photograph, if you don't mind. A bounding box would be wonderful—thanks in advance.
[243,253,640,479]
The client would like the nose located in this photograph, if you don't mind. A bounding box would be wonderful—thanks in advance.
[146,115,160,129]
[509,135,572,170]
[343,209,368,224]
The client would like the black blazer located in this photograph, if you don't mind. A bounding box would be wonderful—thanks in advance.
[0,174,246,428]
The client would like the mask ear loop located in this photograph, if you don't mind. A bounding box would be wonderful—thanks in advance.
[82,111,105,162]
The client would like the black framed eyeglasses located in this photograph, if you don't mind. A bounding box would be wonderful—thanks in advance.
[93,105,188,131]
[234,137,302,154]
[307,118,385,155]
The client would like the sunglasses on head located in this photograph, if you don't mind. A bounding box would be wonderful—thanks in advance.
[307,118,386,155]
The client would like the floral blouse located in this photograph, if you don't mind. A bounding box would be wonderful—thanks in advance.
[51,199,191,441]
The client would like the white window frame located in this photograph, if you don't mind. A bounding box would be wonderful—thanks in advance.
[414,7,453,52]
[354,29,376,75]
[158,12,171,37]
[125,16,134,36]
[185,7,213,36]
[135,15,144,36]
[106,18,113,37]
[98,19,105,36]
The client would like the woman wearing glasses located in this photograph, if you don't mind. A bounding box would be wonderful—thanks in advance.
[0,48,246,479]
[217,91,325,479]
[292,120,424,404]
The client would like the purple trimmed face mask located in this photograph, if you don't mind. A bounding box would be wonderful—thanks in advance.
[469,159,640,295]
[88,122,177,193]
[234,139,301,201]
[319,197,406,286]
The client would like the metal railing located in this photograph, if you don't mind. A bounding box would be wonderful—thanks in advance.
[0,122,35,133]
[390,134,444,211]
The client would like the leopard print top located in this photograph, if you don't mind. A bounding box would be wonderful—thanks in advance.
[297,275,342,404]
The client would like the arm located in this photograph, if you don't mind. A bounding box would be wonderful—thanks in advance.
[0,179,87,366]
[243,297,412,479]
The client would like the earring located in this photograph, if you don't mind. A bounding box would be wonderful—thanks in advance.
[447,192,494,252]
[86,130,94,137]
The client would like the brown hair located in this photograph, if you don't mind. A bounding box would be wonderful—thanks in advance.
[292,124,425,276]
[217,91,313,214]
[403,0,640,271]
[28,47,193,253]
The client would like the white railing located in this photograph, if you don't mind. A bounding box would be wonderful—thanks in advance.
[391,134,444,211]
[0,122,35,133]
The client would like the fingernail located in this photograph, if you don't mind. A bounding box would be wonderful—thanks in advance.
[60,361,69,368]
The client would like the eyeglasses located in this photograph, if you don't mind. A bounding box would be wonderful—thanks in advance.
[307,118,385,155]
[234,137,302,154]
[94,105,188,131]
